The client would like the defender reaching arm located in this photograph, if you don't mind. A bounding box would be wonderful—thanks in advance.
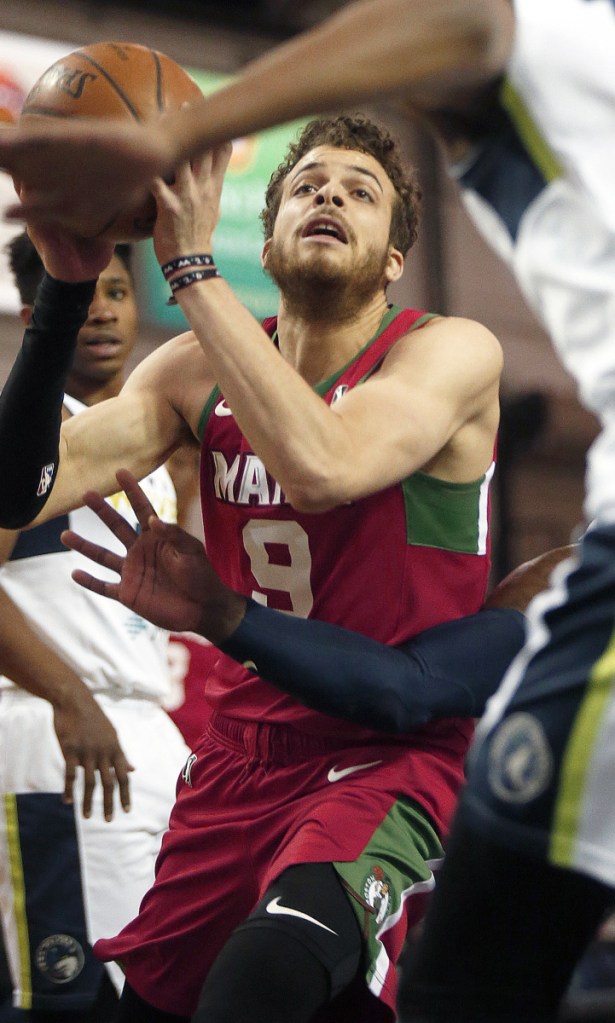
[62,470,573,733]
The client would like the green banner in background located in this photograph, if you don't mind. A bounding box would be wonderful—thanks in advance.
[138,67,308,330]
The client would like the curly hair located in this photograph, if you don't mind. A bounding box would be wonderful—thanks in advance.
[261,114,421,255]
[5,231,133,307]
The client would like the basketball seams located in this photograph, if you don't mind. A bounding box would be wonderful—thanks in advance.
[19,42,198,239]
[72,48,142,121]
[19,107,75,119]
[152,51,164,113]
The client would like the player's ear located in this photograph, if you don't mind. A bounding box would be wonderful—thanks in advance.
[385,247,404,285]
[261,239,271,269]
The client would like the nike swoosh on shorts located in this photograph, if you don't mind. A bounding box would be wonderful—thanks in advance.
[265,897,338,934]
[327,760,383,783]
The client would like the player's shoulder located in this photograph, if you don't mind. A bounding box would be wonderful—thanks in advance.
[390,313,503,397]
[401,313,502,360]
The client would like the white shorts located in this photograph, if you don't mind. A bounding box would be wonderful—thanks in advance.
[0,689,189,1012]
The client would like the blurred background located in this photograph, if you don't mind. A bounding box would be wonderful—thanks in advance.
[0,0,599,580]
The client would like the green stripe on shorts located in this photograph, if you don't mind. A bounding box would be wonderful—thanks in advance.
[333,798,442,996]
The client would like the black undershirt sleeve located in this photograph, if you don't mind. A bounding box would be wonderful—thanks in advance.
[0,273,96,529]
[220,603,526,732]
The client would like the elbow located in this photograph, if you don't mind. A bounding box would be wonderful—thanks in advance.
[285,485,341,515]
[284,471,350,515]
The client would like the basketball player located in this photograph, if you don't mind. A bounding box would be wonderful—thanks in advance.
[0,234,191,1022]
[1,2,614,1018]
[0,114,502,1023]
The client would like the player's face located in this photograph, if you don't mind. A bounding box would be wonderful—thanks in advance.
[71,253,138,383]
[264,145,402,299]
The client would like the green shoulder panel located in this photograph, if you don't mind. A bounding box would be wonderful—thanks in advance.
[402,466,493,554]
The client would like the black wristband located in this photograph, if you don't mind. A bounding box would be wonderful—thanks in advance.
[161,254,216,279]
[166,267,221,305]
[0,273,96,528]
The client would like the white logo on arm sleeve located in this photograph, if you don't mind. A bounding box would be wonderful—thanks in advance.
[37,462,55,496]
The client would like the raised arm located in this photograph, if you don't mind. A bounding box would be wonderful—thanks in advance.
[0,0,513,236]
[0,228,200,529]
[151,156,502,512]
[166,0,513,156]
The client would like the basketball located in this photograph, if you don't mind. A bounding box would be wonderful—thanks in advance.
[19,42,203,240]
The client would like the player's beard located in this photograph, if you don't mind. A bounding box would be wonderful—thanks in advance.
[266,237,391,323]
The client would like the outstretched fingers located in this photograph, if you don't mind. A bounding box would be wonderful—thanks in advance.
[115,469,159,531]
[61,526,123,600]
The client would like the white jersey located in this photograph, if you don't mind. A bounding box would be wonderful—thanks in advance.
[0,394,178,701]
[0,395,191,1007]
[452,0,615,521]
[460,1,615,889]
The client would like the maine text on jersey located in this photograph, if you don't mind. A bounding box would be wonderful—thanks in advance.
[211,451,285,507]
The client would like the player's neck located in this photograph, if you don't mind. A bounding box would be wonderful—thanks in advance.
[275,291,390,385]
[65,373,124,407]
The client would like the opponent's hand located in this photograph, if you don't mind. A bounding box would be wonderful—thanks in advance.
[485,544,577,611]
[0,118,176,238]
[152,143,232,267]
[61,469,246,643]
[25,220,115,285]
[52,682,134,821]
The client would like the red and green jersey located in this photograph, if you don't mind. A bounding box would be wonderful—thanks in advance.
[198,305,494,740]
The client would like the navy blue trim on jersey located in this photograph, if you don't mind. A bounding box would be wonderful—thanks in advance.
[221,603,526,733]
[9,515,70,561]
[463,522,615,861]
[458,110,549,242]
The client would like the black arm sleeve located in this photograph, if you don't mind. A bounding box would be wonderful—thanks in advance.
[0,273,96,528]
[220,604,526,732]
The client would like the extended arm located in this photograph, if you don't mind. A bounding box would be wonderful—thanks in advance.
[0,0,513,236]
[61,472,574,732]
[221,543,575,729]
[221,601,525,730]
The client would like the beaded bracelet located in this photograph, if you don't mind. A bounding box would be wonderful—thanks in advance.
[161,254,216,280]
[166,267,221,305]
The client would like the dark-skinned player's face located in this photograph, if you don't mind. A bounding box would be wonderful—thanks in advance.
[71,254,138,384]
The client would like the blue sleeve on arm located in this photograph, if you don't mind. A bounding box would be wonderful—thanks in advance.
[0,274,96,528]
[220,604,527,732]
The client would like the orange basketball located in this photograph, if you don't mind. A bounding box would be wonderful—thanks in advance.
[19,42,203,240]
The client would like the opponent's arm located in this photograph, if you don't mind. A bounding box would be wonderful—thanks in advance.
[0,0,513,238]
[0,228,198,529]
[219,546,575,729]
[0,530,133,819]
[168,0,514,158]
[61,472,573,732]
[0,274,96,528]
[221,602,525,730]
